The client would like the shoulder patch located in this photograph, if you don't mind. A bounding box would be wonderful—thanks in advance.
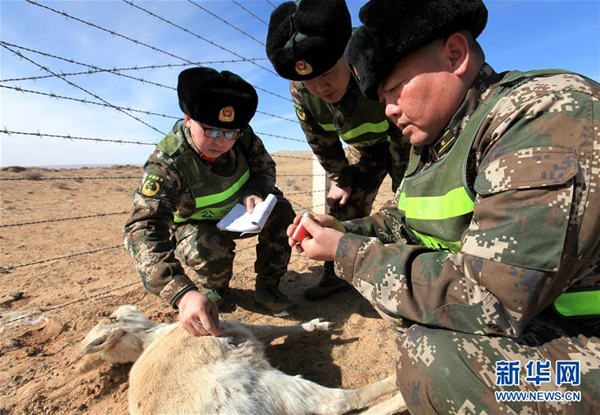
[295,107,307,121]
[140,173,166,198]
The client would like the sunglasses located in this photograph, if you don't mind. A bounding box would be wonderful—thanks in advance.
[199,122,240,140]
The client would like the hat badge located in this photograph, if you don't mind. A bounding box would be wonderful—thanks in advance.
[295,60,313,76]
[352,65,360,81]
[218,106,235,122]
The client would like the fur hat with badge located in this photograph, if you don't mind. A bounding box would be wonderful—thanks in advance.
[177,67,258,129]
[266,0,352,81]
[346,0,488,100]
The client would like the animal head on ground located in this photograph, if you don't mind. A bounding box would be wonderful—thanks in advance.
[78,305,164,373]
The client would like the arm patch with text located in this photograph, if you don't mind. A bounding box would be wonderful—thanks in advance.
[140,173,166,198]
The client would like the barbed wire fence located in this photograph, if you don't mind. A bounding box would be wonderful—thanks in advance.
[0,0,334,341]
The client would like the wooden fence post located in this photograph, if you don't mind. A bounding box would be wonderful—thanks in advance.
[312,154,330,214]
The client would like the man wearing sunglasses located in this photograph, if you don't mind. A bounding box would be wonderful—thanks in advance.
[265,0,411,301]
[124,67,297,336]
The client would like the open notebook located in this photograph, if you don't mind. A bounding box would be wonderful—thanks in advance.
[217,194,277,235]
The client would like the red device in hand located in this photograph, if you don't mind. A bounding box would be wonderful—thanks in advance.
[291,212,316,243]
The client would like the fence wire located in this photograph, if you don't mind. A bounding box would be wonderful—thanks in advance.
[0,41,266,71]
[1,129,158,146]
[255,131,306,144]
[0,172,321,182]
[25,0,289,103]
[123,0,276,75]
[0,85,179,120]
[272,153,314,161]
[1,82,297,125]
[0,41,289,102]
[231,0,268,25]
[1,127,307,150]
[0,245,123,274]
[5,281,140,325]
[187,0,265,46]
[25,0,227,69]
[0,211,129,228]
[1,44,166,136]
[0,189,324,229]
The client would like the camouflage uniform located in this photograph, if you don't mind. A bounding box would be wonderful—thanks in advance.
[124,120,295,308]
[334,64,600,413]
[292,76,411,280]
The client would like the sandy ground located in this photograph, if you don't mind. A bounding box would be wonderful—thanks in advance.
[0,151,404,415]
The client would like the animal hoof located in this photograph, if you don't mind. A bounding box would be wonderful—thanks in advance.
[303,318,334,332]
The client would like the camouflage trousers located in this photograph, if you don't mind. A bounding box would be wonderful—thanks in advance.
[173,196,295,291]
[395,316,600,414]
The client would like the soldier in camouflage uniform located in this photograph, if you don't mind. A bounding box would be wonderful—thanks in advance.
[289,0,600,412]
[124,68,297,336]
[266,0,411,300]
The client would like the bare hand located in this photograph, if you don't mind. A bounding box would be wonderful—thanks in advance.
[243,195,263,214]
[327,184,352,207]
[287,215,345,260]
[176,290,221,337]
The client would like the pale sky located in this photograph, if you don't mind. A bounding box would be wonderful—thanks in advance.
[1,0,599,167]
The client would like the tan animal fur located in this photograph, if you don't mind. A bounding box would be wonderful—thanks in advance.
[80,305,406,415]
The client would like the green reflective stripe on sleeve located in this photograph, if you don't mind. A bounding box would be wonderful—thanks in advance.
[340,120,390,140]
[174,199,239,223]
[411,229,462,253]
[399,187,474,220]
[317,120,390,140]
[318,123,339,132]
[194,169,250,208]
[554,290,600,317]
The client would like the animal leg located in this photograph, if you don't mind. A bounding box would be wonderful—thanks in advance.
[330,374,399,414]
[248,318,334,345]
[268,372,398,415]
[356,392,407,414]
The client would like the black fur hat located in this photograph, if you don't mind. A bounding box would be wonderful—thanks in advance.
[177,67,258,128]
[266,0,352,81]
[346,0,488,99]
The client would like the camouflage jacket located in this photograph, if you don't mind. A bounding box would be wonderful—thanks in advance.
[291,76,408,188]
[335,63,600,337]
[123,120,276,307]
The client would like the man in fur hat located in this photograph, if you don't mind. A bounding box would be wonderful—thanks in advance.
[288,0,600,412]
[124,67,297,336]
[266,0,411,300]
